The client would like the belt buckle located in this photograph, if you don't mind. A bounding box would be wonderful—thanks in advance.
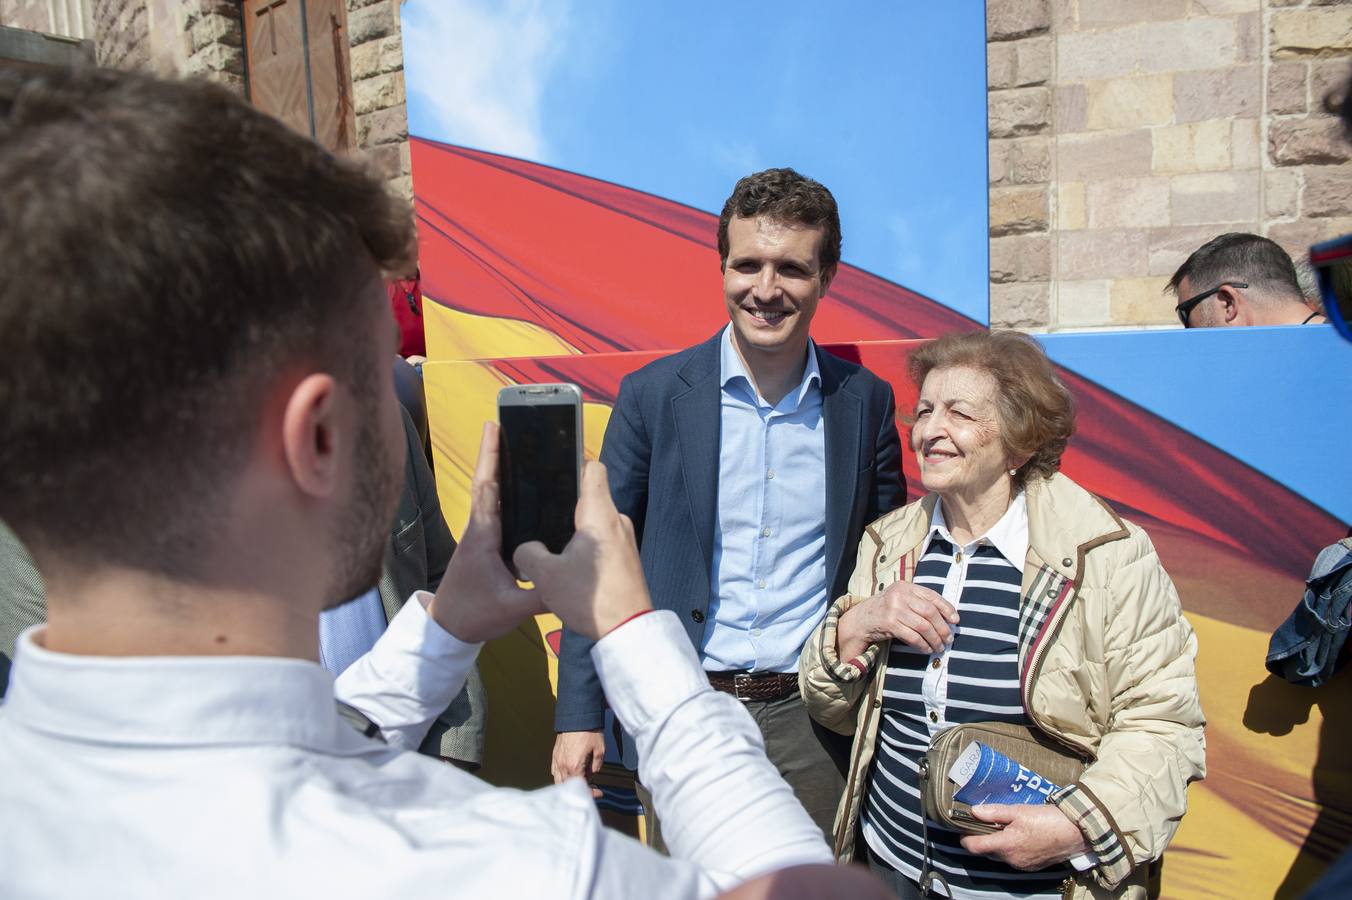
[733,672,754,702]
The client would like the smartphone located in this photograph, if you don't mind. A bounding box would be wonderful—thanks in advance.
[497,383,584,571]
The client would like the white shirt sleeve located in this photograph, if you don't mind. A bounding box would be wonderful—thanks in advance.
[591,611,832,891]
[334,591,480,752]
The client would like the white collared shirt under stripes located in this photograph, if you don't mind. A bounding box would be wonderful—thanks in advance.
[860,492,1070,899]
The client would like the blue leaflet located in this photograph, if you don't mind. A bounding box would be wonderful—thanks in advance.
[950,741,1060,806]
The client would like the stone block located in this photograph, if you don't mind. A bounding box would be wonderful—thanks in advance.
[386,173,414,206]
[987,36,1052,89]
[1078,0,1187,28]
[990,185,1049,235]
[1058,229,1150,279]
[1110,276,1174,326]
[1152,121,1232,173]
[988,42,1016,90]
[989,139,1011,185]
[1270,8,1352,59]
[1270,118,1352,166]
[1268,218,1352,262]
[1058,30,1140,82]
[1232,118,1261,169]
[354,71,405,115]
[1170,171,1260,225]
[1305,167,1352,217]
[990,282,1052,329]
[1086,75,1174,130]
[989,87,1051,137]
[1268,62,1309,115]
[1055,280,1112,327]
[1192,0,1259,12]
[1055,84,1087,132]
[186,41,243,77]
[1312,59,1352,115]
[348,0,392,9]
[1173,65,1260,122]
[1058,130,1154,181]
[1137,19,1240,74]
[363,143,403,180]
[1086,176,1171,229]
[1147,225,1235,276]
[348,1,399,45]
[350,35,404,81]
[1265,170,1302,219]
[1236,13,1262,63]
[1268,0,1304,6]
[357,104,408,147]
[988,0,1050,41]
[1057,182,1087,230]
[189,12,240,54]
[1050,0,1075,31]
[989,234,1052,283]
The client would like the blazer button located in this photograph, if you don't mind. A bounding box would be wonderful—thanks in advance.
[691,609,705,623]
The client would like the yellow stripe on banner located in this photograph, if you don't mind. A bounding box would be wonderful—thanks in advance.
[424,300,581,362]
[1163,612,1352,898]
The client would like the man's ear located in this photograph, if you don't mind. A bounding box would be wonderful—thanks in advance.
[820,263,838,296]
[281,373,340,500]
[1218,285,1242,324]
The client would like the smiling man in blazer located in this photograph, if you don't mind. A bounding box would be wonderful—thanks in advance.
[553,168,905,836]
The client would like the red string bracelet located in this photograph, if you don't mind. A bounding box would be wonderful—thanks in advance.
[604,608,656,637]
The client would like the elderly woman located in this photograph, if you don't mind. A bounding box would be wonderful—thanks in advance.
[800,331,1204,899]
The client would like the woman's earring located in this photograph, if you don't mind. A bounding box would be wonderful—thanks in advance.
[1008,468,1018,476]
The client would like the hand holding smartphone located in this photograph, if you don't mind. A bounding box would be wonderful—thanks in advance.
[497,383,584,574]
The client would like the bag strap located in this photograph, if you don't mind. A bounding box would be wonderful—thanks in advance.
[916,756,952,898]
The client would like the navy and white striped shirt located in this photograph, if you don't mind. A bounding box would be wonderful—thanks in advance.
[861,494,1068,899]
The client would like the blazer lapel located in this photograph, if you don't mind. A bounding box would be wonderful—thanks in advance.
[672,336,723,574]
[820,347,861,597]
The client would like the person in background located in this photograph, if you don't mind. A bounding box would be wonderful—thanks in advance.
[800,330,1205,899]
[1168,232,1326,328]
[553,168,905,838]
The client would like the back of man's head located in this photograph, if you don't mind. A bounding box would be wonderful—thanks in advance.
[717,168,841,273]
[1168,232,1304,308]
[0,68,413,579]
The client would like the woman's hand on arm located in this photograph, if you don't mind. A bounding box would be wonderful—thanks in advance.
[960,804,1088,871]
[836,583,959,661]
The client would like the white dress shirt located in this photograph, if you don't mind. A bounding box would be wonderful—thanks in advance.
[0,598,829,899]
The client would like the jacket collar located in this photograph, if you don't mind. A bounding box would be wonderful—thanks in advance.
[874,474,1128,583]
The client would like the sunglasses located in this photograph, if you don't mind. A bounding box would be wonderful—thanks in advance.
[1175,282,1247,327]
[1311,233,1352,343]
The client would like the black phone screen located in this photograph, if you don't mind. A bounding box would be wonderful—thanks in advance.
[499,403,579,565]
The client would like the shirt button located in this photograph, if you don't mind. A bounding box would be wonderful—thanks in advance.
[757,579,766,589]
[877,582,885,591]
[955,550,963,563]
[762,527,772,538]
[931,658,941,670]
[767,469,776,480]
[691,609,705,623]
[929,711,939,723]
[879,554,887,562]
[751,627,762,637]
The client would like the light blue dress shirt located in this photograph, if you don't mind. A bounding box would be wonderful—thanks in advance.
[318,587,388,677]
[703,326,827,673]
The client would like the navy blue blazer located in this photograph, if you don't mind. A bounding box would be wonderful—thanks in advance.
[555,332,905,741]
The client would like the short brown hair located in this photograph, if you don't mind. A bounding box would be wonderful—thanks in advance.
[717,168,841,273]
[0,68,414,574]
[907,331,1075,486]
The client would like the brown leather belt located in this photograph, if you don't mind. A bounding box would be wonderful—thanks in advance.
[706,670,799,702]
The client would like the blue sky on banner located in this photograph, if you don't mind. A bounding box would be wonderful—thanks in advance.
[401,0,991,323]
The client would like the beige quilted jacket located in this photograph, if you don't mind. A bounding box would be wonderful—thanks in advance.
[799,473,1206,899]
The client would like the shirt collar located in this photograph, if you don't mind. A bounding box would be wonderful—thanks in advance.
[3,625,370,754]
[718,324,821,411]
[929,490,1029,573]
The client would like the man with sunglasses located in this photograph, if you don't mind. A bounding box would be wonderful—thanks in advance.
[1168,232,1327,328]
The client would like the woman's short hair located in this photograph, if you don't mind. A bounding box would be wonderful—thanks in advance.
[907,331,1076,486]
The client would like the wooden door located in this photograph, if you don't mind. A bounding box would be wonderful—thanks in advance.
[242,0,355,152]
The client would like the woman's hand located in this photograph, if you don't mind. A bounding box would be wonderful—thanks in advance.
[960,804,1089,871]
[836,583,959,660]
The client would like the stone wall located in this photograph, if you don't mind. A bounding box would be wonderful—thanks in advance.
[90,0,242,93]
[988,0,1352,330]
[348,0,411,203]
